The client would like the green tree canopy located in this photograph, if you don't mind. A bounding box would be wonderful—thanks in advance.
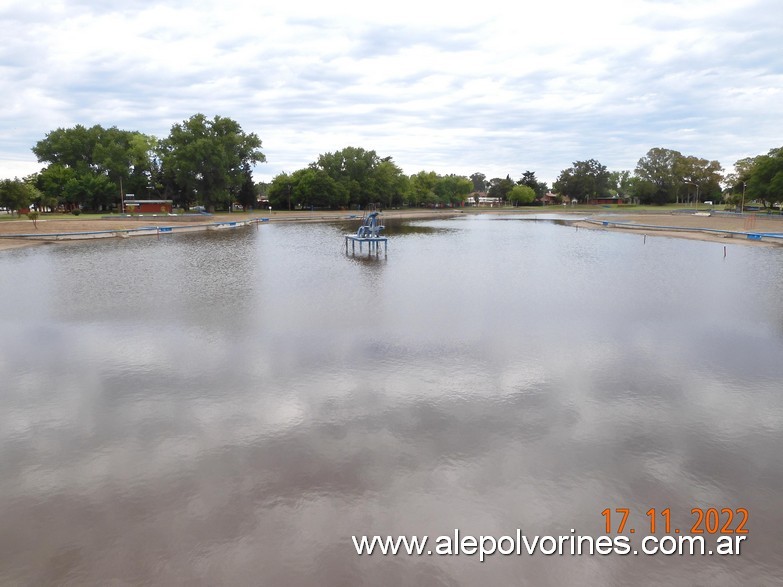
[372,159,409,208]
[470,172,487,192]
[517,171,548,198]
[159,114,264,211]
[680,156,723,204]
[433,174,473,206]
[634,147,685,204]
[0,177,39,215]
[408,171,438,206]
[267,172,296,210]
[236,163,258,210]
[488,175,515,201]
[608,170,632,196]
[553,159,610,203]
[293,166,348,209]
[32,124,158,211]
[508,184,536,206]
[315,147,407,209]
[745,147,783,208]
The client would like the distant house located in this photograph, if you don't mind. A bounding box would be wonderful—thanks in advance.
[464,192,502,207]
[477,196,502,207]
[540,191,560,205]
[124,199,173,214]
[588,195,627,206]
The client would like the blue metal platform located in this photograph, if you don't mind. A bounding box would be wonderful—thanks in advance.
[345,211,387,254]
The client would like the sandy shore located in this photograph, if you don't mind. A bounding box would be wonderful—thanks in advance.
[572,212,783,247]
[2,208,782,251]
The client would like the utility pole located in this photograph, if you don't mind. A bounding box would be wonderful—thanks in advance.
[741,181,747,214]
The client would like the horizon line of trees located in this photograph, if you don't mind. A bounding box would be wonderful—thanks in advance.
[551,146,782,208]
[1,115,781,214]
[264,144,781,210]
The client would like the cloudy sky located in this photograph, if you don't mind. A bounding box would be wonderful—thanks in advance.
[1,0,781,185]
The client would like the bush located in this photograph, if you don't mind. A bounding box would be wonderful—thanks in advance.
[71,209,81,216]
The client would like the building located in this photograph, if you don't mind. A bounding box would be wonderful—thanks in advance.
[124,199,174,214]
[588,195,627,205]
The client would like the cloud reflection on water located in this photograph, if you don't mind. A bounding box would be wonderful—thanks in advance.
[1,218,782,585]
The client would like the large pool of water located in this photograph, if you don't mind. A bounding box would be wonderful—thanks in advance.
[1,215,782,585]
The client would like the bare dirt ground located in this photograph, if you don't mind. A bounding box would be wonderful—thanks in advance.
[572,212,783,247]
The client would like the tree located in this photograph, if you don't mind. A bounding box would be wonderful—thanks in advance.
[317,146,377,208]
[634,148,684,205]
[553,159,610,203]
[609,170,633,196]
[267,167,349,210]
[236,164,258,210]
[626,176,657,204]
[267,172,296,210]
[32,124,158,211]
[27,210,39,228]
[63,173,116,211]
[314,147,407,209]
[0,178,37,216]
[408,171,439,206]
[159,114,264,211]
[488,175,515,201]
[680,156,723,204]
[470,172,487,193]
[517,171,547,198]
[746,147,783,209]
[35,164,73,210]
[293,166,347,209]
[434,174,473,206]
[372,159,409,208]
[725,156,757,195]
[32,124,98,172]
[508,185,536,206]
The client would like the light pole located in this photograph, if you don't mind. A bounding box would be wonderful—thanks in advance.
[741,181,747,214]
[684,181,699,210]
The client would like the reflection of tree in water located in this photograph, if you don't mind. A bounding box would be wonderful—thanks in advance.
[379,220,455,236]
[332,219,455,237]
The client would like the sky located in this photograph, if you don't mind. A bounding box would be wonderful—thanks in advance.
[1,0,781,186]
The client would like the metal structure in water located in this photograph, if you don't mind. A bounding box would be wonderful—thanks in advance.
[345,211,387,255]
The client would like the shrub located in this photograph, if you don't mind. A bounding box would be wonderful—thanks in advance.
[26,211,39,228]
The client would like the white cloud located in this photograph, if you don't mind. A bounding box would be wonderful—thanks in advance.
[1,0,781,184]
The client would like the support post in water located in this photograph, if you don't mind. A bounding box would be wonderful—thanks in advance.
[344,210,387,257]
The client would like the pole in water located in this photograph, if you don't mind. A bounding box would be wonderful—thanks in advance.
[724,245,727,258]
[644,234,646,244]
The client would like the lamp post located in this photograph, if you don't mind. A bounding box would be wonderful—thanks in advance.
[741,181,747,214]
[684,181,699,210]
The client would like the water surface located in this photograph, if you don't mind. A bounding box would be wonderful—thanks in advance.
[1,216,782,585]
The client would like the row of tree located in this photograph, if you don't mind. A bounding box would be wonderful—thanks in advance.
[266,146,782,210]
[0,114,264,214]
[264,151,554,210]
[552,147,783,208]
[1,114,782,214]
[266,148,480,210]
